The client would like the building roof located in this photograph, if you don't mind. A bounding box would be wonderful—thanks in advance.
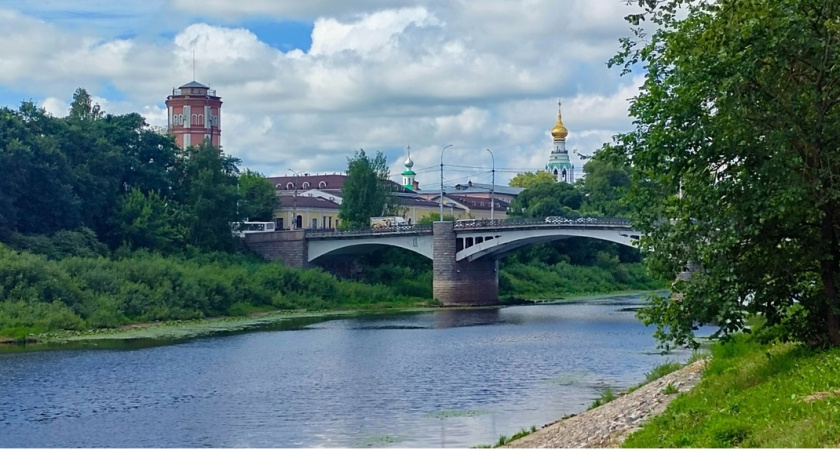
[446,194,510,211]
[179,80,209,89]
[269,173,413,194]
[281,195,340,210]
[394,193,452,208]
[268,174,349,191]
[447,182,525,196]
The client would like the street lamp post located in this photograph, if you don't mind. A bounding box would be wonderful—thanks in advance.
[287,168,300,230]
[439,144,453,221]
[486,148,495,221]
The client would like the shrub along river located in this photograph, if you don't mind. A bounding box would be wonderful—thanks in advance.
[0,294,702,448]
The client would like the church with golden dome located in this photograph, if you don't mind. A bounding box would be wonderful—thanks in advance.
[546,100,574,183]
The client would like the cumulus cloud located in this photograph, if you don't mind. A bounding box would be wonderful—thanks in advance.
[0,2,644,185]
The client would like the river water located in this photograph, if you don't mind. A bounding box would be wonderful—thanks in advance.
[0,295,701,448]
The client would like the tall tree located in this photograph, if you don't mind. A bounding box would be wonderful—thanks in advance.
[112,188,184,252]
[579,150,631,217]
[608,0,840,347]
[508,171,557,189]
[174,141,241,251]
[339,149,398,228]
[238,170,278,222]
[509,180,583,218]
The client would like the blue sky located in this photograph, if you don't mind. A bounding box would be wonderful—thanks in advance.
[0,0,645,186]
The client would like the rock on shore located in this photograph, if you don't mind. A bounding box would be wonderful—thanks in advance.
[503,360,706,448]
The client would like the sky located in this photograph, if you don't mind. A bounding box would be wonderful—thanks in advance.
[0,0,645,188]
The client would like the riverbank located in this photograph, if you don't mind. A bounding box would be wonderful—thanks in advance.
[1,290,662,349]
[501,359,706,448]
[502,335,840,448]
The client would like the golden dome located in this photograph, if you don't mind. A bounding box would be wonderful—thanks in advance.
[551,100,568,140]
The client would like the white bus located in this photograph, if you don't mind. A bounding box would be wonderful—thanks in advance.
[231,221,276,237]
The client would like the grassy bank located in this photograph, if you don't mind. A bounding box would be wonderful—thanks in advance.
[500,261,665,300]
[0,241,664,344]
[0,244,434,342]
[623,335,840,447]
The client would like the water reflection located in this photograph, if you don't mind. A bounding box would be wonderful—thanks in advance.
[433,308,502,328]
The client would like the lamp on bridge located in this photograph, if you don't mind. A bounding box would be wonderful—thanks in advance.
[288,168,300,230]
[486,148,495,221]
[439,144,453,221]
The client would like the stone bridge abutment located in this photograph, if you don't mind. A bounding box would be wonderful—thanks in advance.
[433,222,499,306]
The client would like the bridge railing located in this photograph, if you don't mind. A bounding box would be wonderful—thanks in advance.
[453,216,631,229]
[304,217,631,238]
[305,224,433,238]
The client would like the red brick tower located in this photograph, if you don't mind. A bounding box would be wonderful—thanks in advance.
[166,81,222,149]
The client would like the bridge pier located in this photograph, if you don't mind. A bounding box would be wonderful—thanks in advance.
[433,222,499,306]
[244,230,310,268]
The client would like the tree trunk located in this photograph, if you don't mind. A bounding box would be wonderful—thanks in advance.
[819,209,840,346]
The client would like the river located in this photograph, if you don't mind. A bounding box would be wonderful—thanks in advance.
[0,295,702,448]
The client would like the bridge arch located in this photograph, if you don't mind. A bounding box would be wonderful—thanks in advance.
[307,234,434,262]
[455,227,639,261]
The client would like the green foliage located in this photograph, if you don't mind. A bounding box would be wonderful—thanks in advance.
[491,426,538,448]
[417,212,456,225]
[0,243,432,339]
[238,169,277,222]
[588,388,618,410]
[499,259,664,299]
[7,227,108,260]
[508,171,557,189]
[661,383,678,395]
[174,141,241,252]
[112,188,184,252]
[608,0,840,347]
[579,150,631,217]
[645,361,683,383]
[339,149,398,229]
[623,335,840,448]
[508,181,583,218]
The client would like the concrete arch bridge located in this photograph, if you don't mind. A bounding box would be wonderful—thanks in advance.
[244,218,641,306]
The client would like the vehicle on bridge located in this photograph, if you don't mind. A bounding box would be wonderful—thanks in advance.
[370,216,410,230]
[231,221,276,237]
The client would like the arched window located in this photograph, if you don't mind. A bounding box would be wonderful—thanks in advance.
[319,181,327,189]
[191,114,199,126]
[286,182,294,190]
[197,114,204,126]
[302,182,310,189]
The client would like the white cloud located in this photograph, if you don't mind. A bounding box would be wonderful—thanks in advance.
[0,2,644,186]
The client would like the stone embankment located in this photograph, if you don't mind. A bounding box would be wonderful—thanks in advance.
[503,359,706,448]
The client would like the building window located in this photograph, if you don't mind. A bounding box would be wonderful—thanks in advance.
[197,114,204,126]
[286,182,294,190]
[302,182,310,189]
[319,181,327,189]
[275,218,284,230]
[311,218,318,229]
